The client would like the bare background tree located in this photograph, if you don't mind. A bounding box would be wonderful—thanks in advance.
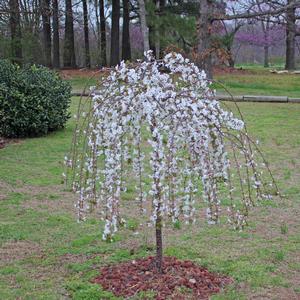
[1,0,300,73]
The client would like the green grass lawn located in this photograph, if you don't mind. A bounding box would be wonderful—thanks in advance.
[215,72,300,98]
[67,69,300,98]
[68,77,98,91]
[0,97,300,299]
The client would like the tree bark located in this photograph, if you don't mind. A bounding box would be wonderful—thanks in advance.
[99,0,107,66]
[154,0,160,59]
[110,0,120,66]
[122,0,131,61]
[261,19,270,68]
[41,0,52,67]
[285,0,296,70]
[9,0,23,65]
[94,0,101,65]
[52,0,60,68]
[228,51,235,68]
[150,117,163,274]
[63,0,76,68]
[82,0,91,68]
[155,216,163,273]
[138,0,150,53]
[197,0,213,79]
[264,45,269,68]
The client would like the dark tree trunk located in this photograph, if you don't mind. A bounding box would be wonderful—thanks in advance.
[262,20,270,68]
[198,0,213,79]
[94,0,101,65]
[82,0,91,68]
[150,117,163,274]
[158,0,165,58]
[110,0,120,66]
[52,0,60,68]
[137,0,149,52]
[99,0,107,66]
[63,0,76,68]
[41,0,52,67]
[285,0,296,70]
[155,216,163,273]
[264,45,269,68]
[149,25,156,57]
[122,0,131,61]
[9,0,23,65]
[228,51,235,68]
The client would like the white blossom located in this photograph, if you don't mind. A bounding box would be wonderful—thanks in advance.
[66,51,279,239]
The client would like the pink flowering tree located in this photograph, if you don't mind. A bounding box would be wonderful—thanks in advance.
[65,52,278,273]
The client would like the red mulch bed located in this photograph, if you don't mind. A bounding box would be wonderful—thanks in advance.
[92,256,233,299]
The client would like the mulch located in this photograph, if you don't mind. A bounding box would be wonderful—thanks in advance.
[92,256,233,299]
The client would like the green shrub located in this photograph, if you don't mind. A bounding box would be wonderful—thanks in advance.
[0,60,71,137]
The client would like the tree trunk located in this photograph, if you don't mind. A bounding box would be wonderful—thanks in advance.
[99,0,107,66]
[94,0,101,66]
[110,0,120,66]
[138,0,150,53]
[52,0,60,68]
[262,20,270,68]
[155,216,163,273]
[198,0,213,79]
[122,0,131,61]
[63,0,76,68]
[9,0,23,65]
[150,117,163,274]
[264,45,269,68]
[41,0,52,67]
[285,0,296,70]
[154,0,160,59]
[228,51,235,68]
[82,0,91,68]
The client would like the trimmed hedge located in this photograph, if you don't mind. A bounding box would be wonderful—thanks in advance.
[0,60,71,138]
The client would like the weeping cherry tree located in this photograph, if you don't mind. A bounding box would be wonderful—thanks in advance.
[65,52,278,273]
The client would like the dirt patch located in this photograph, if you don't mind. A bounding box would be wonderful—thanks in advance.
[20,193,74,213]
[0,241,42,266]
[0,181,14,201]
[59,69,110,80]
[247,287,299,300]
[57,253,96,265]
[0,137,21,150]
[214,66,255,76]
[0,137,5,149]
[93,256,232,300]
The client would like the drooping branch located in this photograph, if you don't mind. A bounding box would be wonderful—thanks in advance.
[66,51,279,272]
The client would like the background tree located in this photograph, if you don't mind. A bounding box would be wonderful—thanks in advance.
[9,0,23,65]
[285,0,296,70]
[82,0,91,68]
[41,0,52,67]
[52,0,60,68]
[122,0,131,61]
[99,0,107,65]
[197,0,213,78]
[63,0,76,68]
[138,0,150,52]
[110,0,120,66]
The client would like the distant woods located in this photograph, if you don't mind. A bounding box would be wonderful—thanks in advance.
[1,0,300,74]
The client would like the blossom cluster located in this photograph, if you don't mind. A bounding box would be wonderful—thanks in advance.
[66,51,278,240]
